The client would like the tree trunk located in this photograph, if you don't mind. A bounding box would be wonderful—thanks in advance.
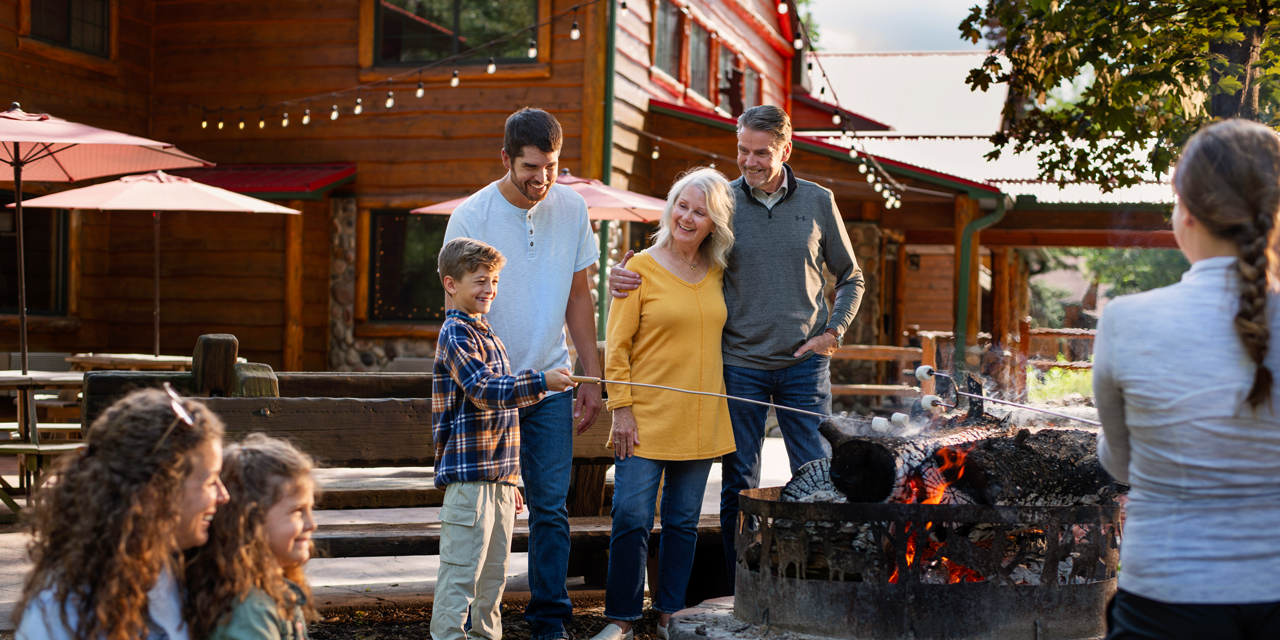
[1210,0,1270,119]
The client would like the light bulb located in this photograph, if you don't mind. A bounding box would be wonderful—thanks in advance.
[807,61,814,77]
[571,21,580,40]
[708,161,715,169]
[282,112,289,127]
[651,146,660,160]
[385,91,394,108]
[201,117,207,129]
[450,71,460,87]
[883,189,892,200]
[330,105,339,120]
[858,162,867,173]
[887,198,896,208]
[354,98,363,114]
[820,86,825,96]
[238,117,245,130]
[848,148,859,160]
[302,109,311,125]
[258,116,265,129]
[528,40,538,58]
[865,173,875,183]
[416,81,424,98]
[895,200,903,209]
[217,119,224,130]
[793,37,803,50]
[874,183,883,193]
[487,57,496,74]
[832,112,841,126]
[777,2,788,14]
[619,1,628,17]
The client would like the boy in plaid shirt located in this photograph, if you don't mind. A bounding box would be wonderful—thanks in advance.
[431,237,576,640]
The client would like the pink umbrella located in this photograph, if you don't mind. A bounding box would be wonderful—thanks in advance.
[0,103,211,372]
[12,171,297,357]
[412,170,668,222]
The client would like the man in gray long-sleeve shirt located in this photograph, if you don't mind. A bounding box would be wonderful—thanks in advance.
[610,105,864,589]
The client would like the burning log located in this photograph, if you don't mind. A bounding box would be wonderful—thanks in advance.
[938,428,1124,506]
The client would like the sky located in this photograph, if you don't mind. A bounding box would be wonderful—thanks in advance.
[805,0,988,53]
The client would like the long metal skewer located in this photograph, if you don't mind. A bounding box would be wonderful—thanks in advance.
[569,375,830,419]
[951,390,1101,426]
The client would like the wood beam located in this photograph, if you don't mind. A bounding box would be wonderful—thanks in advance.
[953,196,981,353]
[904,229,1177,248]
[283,205,304,372]
[355,209,370,323]
[580,0,609,180]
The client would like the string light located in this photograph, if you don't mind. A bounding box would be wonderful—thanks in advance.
[848,148,858,159]
[302,108,311,125]
[238,116,245,130]
[866,173,875,183]
[217,118,224,130]
[282,112,289,127]
[777,1,788,14]
[354,96,363,115]
[874,182,883,193]
[651,146,660,160]
[451,70,460,87]
[201,111,208,129]
[571,20,580,40]
[831,110,841,126]
[619,1,628,18]
[807,61,814,78]
[385,91,395,108]
[258,115,265,129]
[330,104,339,120]
[793,36,803,50]
[708,161,716,169]
[857,160,867,172]
[416,81,425,98]
[487,57,497,74]
[527,40,538,58]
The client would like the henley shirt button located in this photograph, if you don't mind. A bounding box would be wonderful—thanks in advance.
[530,242,534,247]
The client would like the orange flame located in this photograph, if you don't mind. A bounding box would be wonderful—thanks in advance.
[922,446,969,505]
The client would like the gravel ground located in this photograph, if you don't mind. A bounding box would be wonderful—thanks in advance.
[311,595,665,640]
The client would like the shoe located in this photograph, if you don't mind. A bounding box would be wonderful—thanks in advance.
[657,623,669,640]
[588,623,633,640]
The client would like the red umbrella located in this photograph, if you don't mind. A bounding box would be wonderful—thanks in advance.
[0,103,211,372]
[412,170,668,222]
[12,171,298,357]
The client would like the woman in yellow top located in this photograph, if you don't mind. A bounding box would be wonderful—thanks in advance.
[591,167,736,640]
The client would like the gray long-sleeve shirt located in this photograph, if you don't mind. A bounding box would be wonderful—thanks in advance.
[1094,256,1280,604]
[722,166,863,370]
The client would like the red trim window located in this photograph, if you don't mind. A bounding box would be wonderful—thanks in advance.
[653,0,682,79]
[718,46,742,115]
[688,21,711,99]
[744,65,761,109]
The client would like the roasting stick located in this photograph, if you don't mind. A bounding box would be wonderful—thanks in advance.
[922,392,1102,426]
[568,375,829,419]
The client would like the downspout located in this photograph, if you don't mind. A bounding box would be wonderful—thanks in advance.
[953,194,1009,376]
[596,0,618,341]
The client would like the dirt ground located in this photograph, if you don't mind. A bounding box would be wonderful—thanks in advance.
[311,595,665,640]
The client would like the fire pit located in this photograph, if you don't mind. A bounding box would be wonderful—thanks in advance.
[733,487,1121,640]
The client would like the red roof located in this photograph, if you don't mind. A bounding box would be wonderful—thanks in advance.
[792,94,892,132]
[170,164,356,196]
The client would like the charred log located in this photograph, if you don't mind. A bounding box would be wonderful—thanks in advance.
[941,428,1125,506]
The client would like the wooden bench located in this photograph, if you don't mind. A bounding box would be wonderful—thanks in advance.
[0,442,84,515]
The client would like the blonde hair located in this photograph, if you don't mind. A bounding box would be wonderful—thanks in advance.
[651,167,735,269]
[438,237,506,283]
[1175,118,1280,410]
[185,434,317,639]
[15,388,224,640]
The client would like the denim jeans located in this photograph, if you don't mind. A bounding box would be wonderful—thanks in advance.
[719,355,831,589]
[604,454,714,621]
[519,391,575,640]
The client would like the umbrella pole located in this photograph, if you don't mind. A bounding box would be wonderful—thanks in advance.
[154,211,160,357]
[13,143,27,375]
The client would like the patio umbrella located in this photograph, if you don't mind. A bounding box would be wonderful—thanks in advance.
[411,170,668,222]
[11,171,298,357]
[0,102,211,372]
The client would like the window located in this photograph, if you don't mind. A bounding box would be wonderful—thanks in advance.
[370,210,449,321]
[0,193,69,315]
[30,0,109,58]
[744,66,761,109]
[688,22,711,98]
[653,0,682,79]
[718,47,742,115]
[376,0,537,65]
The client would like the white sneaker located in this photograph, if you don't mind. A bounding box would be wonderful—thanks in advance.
[657,623,670,640]
[589,623,634,640]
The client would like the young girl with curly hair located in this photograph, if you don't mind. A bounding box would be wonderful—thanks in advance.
[15,386,229,640]
[185,434,318,640]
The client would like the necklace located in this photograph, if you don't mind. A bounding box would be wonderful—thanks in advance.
[675,249,700,270]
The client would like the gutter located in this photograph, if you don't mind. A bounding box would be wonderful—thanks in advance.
[596,0,619,341]
[953,194,1010,376]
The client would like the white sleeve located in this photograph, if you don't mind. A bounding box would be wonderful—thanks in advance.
[1093,303,1130,483]
[16,592,77,640]
[572,198,601,273]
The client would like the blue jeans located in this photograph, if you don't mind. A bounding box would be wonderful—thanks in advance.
[519,391,575,640]
[605,454,714,620]
[719,355,831,589]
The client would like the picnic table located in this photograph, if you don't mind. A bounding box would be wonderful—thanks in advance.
[67,353,195,371]
[0,370,85,521]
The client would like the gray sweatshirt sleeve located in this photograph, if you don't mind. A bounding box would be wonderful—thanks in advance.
[1093,305,1130,483]
[822,192,863,335]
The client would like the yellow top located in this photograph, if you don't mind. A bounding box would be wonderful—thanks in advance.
[605,251,736,460]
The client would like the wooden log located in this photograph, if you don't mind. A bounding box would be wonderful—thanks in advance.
[192,334,239,397]
[82,371,195,426]
[276,372,432,398]
[822,424,1004,504]
[938,429,1123,507]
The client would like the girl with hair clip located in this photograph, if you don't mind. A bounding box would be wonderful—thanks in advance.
[15,386,229,640]
[1095,119,1280,639]
[185,434,317,640]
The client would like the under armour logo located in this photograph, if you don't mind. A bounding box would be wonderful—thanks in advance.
[795,215,806,221]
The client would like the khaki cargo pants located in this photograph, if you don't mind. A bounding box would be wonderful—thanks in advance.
[430,480,517,640]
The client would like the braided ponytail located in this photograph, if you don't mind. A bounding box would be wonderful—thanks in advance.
[1176,119,1280,411]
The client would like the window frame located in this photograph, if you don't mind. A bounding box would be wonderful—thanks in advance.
[0,197,71,318]
[743,64,762,109]
[358,0,553,83]
[17,0,119,75]
[687,19,712,101]
[366,208,451,324]
[651,0,685,85]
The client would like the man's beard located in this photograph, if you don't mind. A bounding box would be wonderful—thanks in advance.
[513,173,551,203]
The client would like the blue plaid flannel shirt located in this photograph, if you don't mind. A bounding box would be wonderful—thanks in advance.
[432,310,547,489]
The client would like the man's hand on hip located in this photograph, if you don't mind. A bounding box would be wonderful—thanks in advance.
[609,250,642,299]
[574,383,603,435]
[794,331,840,358]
